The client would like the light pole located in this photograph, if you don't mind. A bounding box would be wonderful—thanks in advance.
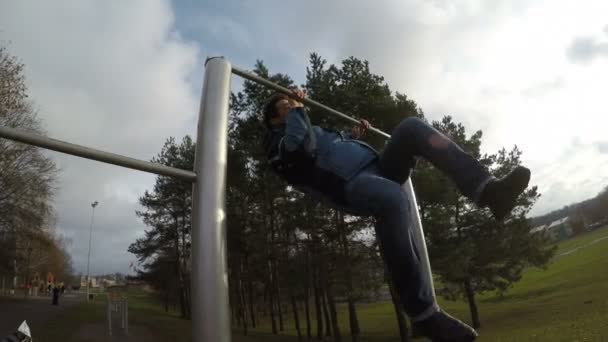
[86,201,98,301]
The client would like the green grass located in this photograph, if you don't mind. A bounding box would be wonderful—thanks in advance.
[38,288,195,342]
[237,227,608,341]
[552,225,608,255]
[466,227,608,341]
[39,228,608,341]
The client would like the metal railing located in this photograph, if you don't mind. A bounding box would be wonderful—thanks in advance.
[107,292,129,336]
[0,57,435,342]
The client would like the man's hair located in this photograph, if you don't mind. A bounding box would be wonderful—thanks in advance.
[263,93,290,129]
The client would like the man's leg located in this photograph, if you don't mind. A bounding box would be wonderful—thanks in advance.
[344,165,477,341]
[379,117,492,200]
[379,117,530,220]
[344,166,436,320]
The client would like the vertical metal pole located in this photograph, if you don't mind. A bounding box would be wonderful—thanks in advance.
[125,298,129,335]
[191,57,232,342]
[107,299,112,336]
[13,259,17,295]
[121,301,125,329]
[86,201,98,302]
[402,180,436,300]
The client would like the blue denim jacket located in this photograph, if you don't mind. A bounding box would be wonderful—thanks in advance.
[265,107,378,205]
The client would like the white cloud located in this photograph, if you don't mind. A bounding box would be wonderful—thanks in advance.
[0,0,200,274]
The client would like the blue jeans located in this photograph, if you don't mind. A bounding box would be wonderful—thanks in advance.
[343,117,492,321]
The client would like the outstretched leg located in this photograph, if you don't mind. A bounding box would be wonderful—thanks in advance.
[379,117,530,220]
[379,117,492,200]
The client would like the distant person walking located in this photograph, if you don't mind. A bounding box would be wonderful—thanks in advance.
[51,285,60,306]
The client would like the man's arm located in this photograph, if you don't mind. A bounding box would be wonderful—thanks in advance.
[283,88,316,156]
[268,98,316,186]
[283,107,316,154]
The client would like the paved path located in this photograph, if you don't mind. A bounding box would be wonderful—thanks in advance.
[556,234,608,258]
[73,323,162,342]
[0,292,84,338]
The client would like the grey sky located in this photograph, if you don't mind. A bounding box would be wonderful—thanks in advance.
[1,0,607,275]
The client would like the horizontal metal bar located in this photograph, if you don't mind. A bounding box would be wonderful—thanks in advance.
[0,126,197,182]
[231,66,391,139]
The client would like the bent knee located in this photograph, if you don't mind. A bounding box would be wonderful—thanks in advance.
[391,117,426,141]
[397,117,424,132]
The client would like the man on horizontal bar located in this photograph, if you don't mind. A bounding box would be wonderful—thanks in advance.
[262,88,530,341]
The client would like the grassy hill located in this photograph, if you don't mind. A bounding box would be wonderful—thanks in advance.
[241,225,608,341]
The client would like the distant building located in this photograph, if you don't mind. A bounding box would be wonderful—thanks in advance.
[531,217,573,241]
[80,276,99,288]
[587,219,608,231]
[100,278,117,287]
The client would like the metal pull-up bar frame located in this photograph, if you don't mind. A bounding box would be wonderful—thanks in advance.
[0,57,434,342]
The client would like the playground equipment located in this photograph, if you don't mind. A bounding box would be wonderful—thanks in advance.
[107,291,128,336]
[0,57,435,341]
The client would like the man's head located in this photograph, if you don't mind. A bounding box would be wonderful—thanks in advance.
[263,93,291,129]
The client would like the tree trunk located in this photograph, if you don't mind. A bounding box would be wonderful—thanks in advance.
[268,193,279,334]
[248,280,257,328]
[173,216,188,319]
[180,212,191,319]
[241,282,248,335]
[24,244,32,298]
[290,293,303,341]
[164,288,169,312]
[303,282,312,340]
[347,298,360,342]
[268,275,278,334]
[304,242,312,340]
[233,280,242,328]
[274,266,284,332]
[336,211,360,342]
[304,295,312,340]
[321,286,332,337]
[277,296,285,332]
[388,280,410,342]
[464,278,481,328]
[237,261,248,336]
[313,271,323,340]
[176,248,186,318]
[326,283,341,342]
[184,272,191,319]
[263,283,268,316]
[232,293,240,328]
